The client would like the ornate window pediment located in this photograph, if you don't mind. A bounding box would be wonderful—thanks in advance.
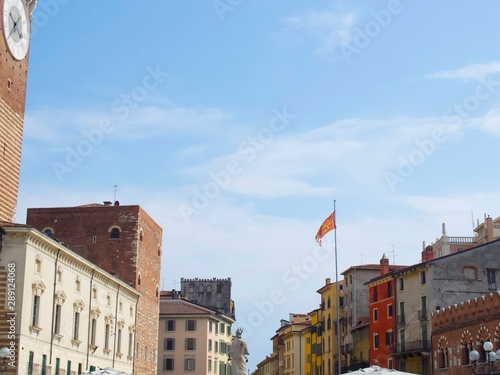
[54,290,66,305]
[91,307,101,319]
[32,280,46,296]
[105,314,114,325]
[117,319,125,330]
[73,299,85,312]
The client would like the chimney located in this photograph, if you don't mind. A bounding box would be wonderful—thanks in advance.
[325,278,331,285]
[103,201,112,206]
[422,245,434,262]
[442,223,447,235]
[380,253,389,275]
[486,215,493,242]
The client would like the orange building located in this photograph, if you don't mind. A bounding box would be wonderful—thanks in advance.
[367,254,405,369]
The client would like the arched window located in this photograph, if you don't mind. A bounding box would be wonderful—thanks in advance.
[137,273,142,286]
[139,229,143,242]
[110,227,120,239]
[439,348,449,368]
[43,228,54,238]
[462,341,471,365]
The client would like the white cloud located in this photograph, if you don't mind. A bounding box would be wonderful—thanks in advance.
[426,61,500,81]
[283,8,358,53]
[179,114,466,199]
[468,108,500,135]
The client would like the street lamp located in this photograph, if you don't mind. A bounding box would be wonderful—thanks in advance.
[469,341,500,375]
[0,347,10,374]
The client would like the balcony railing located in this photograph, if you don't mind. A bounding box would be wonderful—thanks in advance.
[397,315,405,325]
[397,340,430,354]
[418,310,427,321]
[446,236,475,244]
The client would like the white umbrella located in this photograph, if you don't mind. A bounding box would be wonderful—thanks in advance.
[343,365,419,375]
[79,368,132,375]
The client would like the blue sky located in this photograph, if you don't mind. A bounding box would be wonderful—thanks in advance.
[16,0,500,370]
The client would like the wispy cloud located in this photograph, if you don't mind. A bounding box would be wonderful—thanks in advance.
[468,108,500,135]
[24,105,231,145]
[282,8,358,53]
[426,61,500,81]
[179,115,467,200]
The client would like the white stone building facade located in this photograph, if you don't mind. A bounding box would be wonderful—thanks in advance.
[0,224,140,375]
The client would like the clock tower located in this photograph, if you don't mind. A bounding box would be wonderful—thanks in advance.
[0,0,36,223]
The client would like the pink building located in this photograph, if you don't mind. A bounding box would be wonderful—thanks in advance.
[158,291,235,375]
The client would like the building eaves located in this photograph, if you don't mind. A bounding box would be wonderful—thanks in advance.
[0,221,31,228]
[159,298,235,322]
[341,264,380,275]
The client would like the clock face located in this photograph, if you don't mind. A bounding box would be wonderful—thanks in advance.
[3,0,29,60]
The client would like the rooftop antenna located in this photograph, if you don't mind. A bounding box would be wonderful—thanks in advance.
[388,244,397,265]
[470,210,475,233]
[113,185,119,202]
[360,253,366,265]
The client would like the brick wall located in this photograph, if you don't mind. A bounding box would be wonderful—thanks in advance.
[0,2,31,223]
[27,204,163,375]
[431,292,500,375]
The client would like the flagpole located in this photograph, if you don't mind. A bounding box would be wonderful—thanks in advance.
[334,200,341,375]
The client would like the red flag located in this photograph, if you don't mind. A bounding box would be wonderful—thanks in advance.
[315,212,336,245]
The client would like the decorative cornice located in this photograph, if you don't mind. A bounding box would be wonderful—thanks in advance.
[3,226,141,298]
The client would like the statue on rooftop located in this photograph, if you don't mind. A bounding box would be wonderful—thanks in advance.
[228,328,249,375]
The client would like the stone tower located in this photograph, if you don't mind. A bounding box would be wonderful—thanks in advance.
[180,277,234,318]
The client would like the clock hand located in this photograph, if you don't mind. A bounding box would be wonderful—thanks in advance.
[8,14,20,38]
[16,26,23,39]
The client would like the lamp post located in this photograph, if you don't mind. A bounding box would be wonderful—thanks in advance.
[0,347,10,374]
[469,341,500,375]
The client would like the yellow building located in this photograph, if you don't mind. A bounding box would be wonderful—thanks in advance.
[316,278,345,375]
[301,318,312,375]
[276,314,310,375]
[307,309,322,375]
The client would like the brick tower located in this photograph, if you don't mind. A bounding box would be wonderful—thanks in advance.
[27,202,163,375]
[0,0,37,223]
